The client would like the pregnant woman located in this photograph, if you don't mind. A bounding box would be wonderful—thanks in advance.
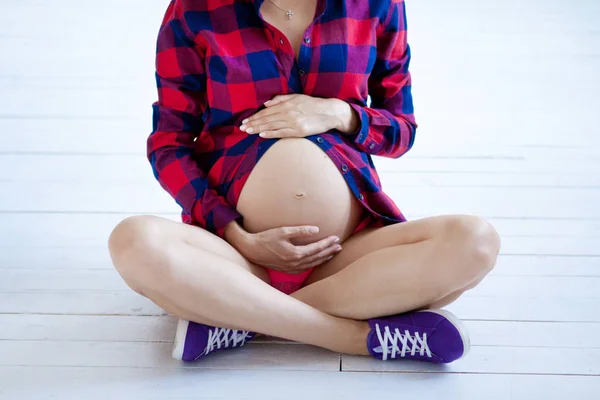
[109,0,501,363]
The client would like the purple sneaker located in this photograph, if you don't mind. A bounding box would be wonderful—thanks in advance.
[367,309,470,363]
[172,319,256,361]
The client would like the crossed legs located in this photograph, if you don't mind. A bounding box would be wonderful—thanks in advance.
[108,214,500,355]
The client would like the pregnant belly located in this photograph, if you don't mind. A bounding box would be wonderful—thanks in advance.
[236,138,364,246]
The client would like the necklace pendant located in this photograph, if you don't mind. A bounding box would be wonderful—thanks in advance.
[286,10,293,19]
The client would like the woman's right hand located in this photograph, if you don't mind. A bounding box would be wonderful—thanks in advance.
[238,226,343,274]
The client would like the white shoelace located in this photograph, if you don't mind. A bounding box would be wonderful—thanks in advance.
[201,328,253,357]
[373,324,432,361]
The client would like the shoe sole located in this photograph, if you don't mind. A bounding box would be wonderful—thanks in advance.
[172,319,189,361]
[421,309,471,360]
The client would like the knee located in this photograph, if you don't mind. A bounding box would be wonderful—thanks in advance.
[444,215,501,278]
[108,215,168,294]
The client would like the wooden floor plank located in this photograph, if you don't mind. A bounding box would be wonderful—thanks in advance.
[2,237,599,262]
[3,153,600,184]
[0,291,166,316]
[2,182,600,220]
[1,367,598,400]
[0,119,145,154]
[2,244,598,278]
[1,339,596,375]
[4,269,598,299]
[2,315,599,349]
[4,213,600,249]
[447,296,599,323]
[1,291,597,322]
[341,346,600,375]
[0,341,340,371]
[4,114,600,154]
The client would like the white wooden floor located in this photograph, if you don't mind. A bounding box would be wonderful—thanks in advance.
[1,0,600,398]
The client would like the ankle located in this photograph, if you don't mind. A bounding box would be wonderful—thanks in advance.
[347,320,371,356]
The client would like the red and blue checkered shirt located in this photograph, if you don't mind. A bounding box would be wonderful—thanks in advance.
[148,0,417,239]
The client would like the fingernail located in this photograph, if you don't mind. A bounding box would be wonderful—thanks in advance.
[246,127,254,133]
[333,237,340,243]
[242,118,249,124]
[310,227,319,233]
[264,100,271,105]
[336,246,342,251]
[240,125,247,130]
[327,256,333,261]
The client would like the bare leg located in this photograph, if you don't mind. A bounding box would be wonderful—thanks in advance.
[108,214,499,356]
[108,215,370,355]
[291,215,500,320]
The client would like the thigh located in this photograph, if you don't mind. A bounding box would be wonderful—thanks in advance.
[303,215,449,286]
[123,215,270,283]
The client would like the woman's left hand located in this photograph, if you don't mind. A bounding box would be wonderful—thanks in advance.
[239,94,357,139]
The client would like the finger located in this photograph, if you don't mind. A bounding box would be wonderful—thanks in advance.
[265,94,298,107]
[242,113,287,131]
[297,243,342,266]
[263,262,314,275]
[292,235,341,258]
[295,254,337,270]
[279,225,321,239]
[283,266,316,275]
[244,120,289,135]
[240,112,282,132]
[261,264,305,275]
[242,105,285,125]
[260,128,298,138]
[239,118,271,134]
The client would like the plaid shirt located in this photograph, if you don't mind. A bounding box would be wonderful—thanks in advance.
[148,0,417,239]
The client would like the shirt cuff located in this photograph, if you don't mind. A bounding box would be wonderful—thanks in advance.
[347,103,379,152]
[214,205,244,240]
[192,200,244,240]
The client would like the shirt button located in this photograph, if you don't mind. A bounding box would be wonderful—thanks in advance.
[279,38,284,45]
[316,137,324,143]
[359,193,364,200]
[341,164,348,172]
[304,37,311,43]
[299,69,305,75]
[369,143,375,150]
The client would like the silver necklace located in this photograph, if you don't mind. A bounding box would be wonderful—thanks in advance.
[266,0,294,20]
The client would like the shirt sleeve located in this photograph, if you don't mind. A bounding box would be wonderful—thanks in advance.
[147,0,243,239]
[346,0,418,159]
